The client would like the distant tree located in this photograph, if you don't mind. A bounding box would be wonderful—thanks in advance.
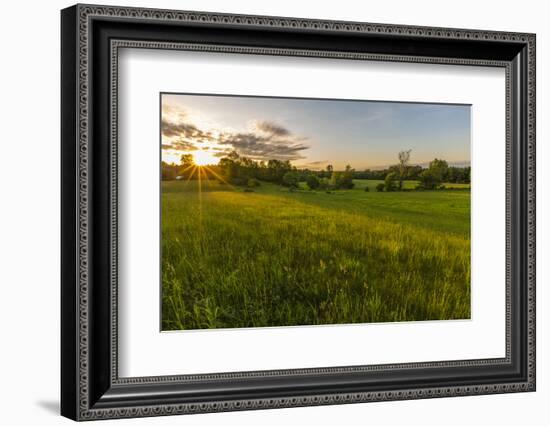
[180,153,194,167]
[265,159,292,184]
[161,161,178,180]
[376,183,385,192]
[429,158,449,182]
[318,178,330,190]
[305,174,320,190]
[384,171,398,192]
[397,149,412,190]
[330,165,355,189]
[319,164,333,178]
[218,151,241,184]
[406,165,423,180]
[463,166,471,184]
[247,178,261,188]
[417,158,449,190]
[446,166,471,184]
[418,168,439,189]
[282,171,300,188]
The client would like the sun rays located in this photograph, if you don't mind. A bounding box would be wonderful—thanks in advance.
[192,150,219,166]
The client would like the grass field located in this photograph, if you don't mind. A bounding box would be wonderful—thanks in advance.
[161,178,471,330]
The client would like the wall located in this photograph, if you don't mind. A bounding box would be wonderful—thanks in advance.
[0,0,546,424]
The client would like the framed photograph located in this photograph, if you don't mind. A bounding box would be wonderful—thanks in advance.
[61,4,536,421]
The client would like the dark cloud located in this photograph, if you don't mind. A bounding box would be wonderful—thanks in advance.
[161,119,213,143]
[163,139,198,152]
[161,117,309,161]
[255,121,291,137]
[214,149,233,158]
[218,131,309,161]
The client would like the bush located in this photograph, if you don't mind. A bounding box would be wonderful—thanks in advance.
[364,186,370,192]
[305,174,320,190]
[247,178,261,188]
[282,171,300,188]
[418,169,439,190]
[330,170,354,189]
[318,178,330,190]
[384,172,398,192]
[376,183,385,192]
[243,188,254,193]
[231,176,248,186]
[161,166,177,181]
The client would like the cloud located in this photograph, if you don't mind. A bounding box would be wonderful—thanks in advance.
[162,115,310,161]
[302,160,329,170]
[162,139,198,151]
[161,102,188,122]
[161,119,214,143]
[218,130,309,161]
[254,120,291,137]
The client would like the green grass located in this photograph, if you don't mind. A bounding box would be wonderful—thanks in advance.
[161,178,471,330]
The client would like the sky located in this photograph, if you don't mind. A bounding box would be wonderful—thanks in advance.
[161,93,471,170]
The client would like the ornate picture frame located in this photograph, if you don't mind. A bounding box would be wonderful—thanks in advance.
[61,4,535,421]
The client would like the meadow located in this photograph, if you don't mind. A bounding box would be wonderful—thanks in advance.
[161,178,471,330]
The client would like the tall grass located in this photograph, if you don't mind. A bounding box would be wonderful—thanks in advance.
[161,180,470,330]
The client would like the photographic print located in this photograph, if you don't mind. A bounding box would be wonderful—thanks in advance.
[160,93,471,331]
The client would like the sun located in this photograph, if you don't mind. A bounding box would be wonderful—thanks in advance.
[192,150,218,166]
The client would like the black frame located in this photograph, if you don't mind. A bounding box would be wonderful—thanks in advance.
[61,4,536,421]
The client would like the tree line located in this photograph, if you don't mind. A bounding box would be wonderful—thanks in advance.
[161,150,470,191]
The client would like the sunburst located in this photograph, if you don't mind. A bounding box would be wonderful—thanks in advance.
[192,150,218,166]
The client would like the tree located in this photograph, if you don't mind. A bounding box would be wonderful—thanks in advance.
[376,183,385,192]
[406,165,423,180]
[428,158,449,182]
[247,178,261,188]
[418,168,439,189]
[397,149,412,190]
[266,159,292,184]
[384,171,398,191]
[330,165,355,189]
[417,158,450,190]
[322,164,333,178]
[180,153,194,166]
[161,161,178,180]
[282,171,300,188]
[218,151,248,185]
[305,174,320,190]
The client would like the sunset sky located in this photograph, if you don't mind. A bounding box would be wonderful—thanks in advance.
[161,93,471,170]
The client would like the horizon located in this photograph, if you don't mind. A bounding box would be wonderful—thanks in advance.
[161,155,471,172]
[161,93,471,170]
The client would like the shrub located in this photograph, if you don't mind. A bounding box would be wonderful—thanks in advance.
[376,183,385,192]
[282,171,300,188]
[384,172,398,192]
[231,176,248,186]
[418,169,439,190]
[247,178,261,188]
[364,186,370,192]
[243,188,254,193]
[305,174,320,190]
[330,170,354,189]
[318,178,330,190]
